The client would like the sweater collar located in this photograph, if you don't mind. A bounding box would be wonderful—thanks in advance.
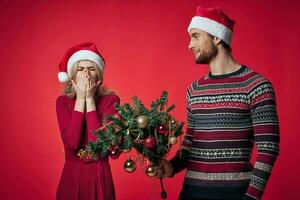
[208,65,247,79]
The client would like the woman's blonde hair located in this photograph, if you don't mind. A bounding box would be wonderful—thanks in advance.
[63,60,116,98]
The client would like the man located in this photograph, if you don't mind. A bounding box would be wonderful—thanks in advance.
[158,7,280,200]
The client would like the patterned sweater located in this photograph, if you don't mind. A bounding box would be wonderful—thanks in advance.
[170,66,280,200]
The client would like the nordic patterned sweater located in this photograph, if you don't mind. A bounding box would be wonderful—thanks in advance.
[170,65,280,200]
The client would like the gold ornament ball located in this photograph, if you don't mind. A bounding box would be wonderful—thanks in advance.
[77,149,85,159]
[145,165,157,177]
[169,136,178,145]
[85,150,93,160]
[124,159,136,173]
[136,115,148,129]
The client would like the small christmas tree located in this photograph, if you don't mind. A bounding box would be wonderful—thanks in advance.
[78,91,184,199]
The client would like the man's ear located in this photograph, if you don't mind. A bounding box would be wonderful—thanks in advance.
[213,36,222,45]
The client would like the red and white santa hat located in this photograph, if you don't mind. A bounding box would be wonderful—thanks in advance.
[187,7,235,45]
[57,42,105,83]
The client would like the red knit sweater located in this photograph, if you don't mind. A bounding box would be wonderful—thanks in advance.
[56,94,120,200]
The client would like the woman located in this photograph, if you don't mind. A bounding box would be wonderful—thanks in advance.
[56,42,119,200]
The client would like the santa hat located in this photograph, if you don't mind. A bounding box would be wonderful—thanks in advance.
[187,7,235,45]
[58,42,105,83]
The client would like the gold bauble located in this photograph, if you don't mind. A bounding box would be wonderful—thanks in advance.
[136,115,148,129]
[77,149,85,159]
[145,165,157,177]
[85,149,93,160]
[169,136,178,145]
[124,159,137,173]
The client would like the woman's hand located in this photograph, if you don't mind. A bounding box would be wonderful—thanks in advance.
[71,73,87,100]
[86,75,101,100]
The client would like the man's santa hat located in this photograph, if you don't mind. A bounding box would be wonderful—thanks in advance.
[57,42,105,83]
[187,7,235,45]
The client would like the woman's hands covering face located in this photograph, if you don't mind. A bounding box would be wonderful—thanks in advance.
[71,70,100,99]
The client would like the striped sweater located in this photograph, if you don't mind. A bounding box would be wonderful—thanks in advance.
[170,65,280,200]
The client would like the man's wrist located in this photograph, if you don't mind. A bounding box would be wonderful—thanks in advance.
[168,161,175,178]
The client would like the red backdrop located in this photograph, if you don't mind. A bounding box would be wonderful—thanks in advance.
[0,0,299,199]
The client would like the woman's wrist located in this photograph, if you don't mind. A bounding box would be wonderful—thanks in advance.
[74,98,85,112]
[77,97,86,101]
[86,97,96,112]
[86,97,94,102]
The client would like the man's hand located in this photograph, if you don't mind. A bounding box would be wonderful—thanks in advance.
[156,159,174,178]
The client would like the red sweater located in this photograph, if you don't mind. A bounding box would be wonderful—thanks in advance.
[56,94,120,200]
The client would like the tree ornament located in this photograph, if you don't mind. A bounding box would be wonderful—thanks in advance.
[85,149,94,160]
[144,136,156,149]
[157,124,169,135]
[145,165,157,177]
[169,136,178,145]
[109,145,120,159]
[77,149,85,159]
[113,113,121,119]
[123,159,137,173]
[136,115,148,129]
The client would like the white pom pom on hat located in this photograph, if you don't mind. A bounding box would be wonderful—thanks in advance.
[57,42,105,83]
[58,72,69,83]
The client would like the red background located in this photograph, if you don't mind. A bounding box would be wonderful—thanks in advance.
[0,0,299,199]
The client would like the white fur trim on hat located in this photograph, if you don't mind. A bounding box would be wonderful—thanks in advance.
[187,16,233,45]
[58,71,69,83]
[67,50,104,77]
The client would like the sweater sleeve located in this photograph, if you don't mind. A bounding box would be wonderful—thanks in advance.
[169,89,194,175]
[85,95,120,142]
[244,79,280,200]
[56,96,84,150]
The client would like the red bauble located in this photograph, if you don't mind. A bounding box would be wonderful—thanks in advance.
[157,124,169,135]
[144,136,157,149]
[109,145,120,159]
[113,113,121,120]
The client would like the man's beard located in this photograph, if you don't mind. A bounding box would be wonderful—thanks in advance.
[195,43,218,64]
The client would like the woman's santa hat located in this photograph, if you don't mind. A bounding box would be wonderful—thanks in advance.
[187,7,235,45]
[58,42,105,83]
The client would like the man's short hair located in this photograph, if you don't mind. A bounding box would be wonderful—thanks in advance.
[208,34,232,53]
